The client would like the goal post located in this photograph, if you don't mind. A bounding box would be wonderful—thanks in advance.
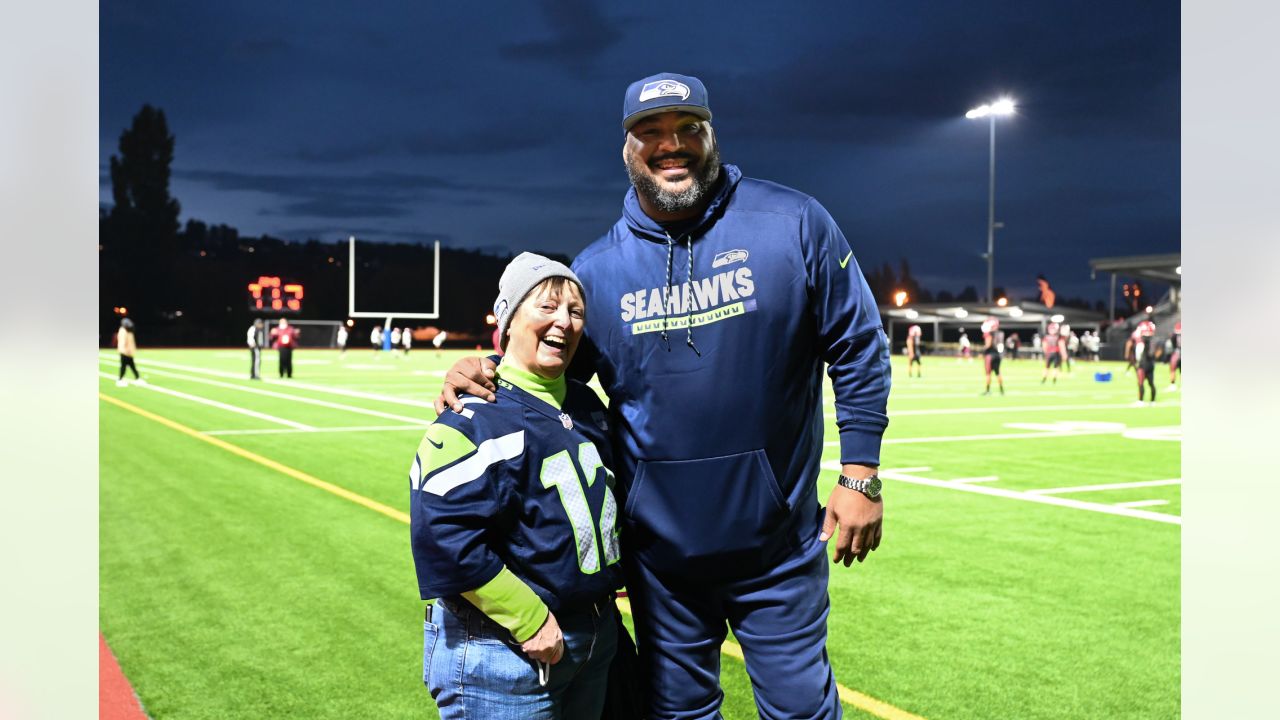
[347,236,440,320]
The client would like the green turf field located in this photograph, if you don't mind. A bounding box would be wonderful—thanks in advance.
[99,348,1179,719]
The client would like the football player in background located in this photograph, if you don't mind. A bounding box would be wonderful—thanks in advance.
[982,317,1005,395]
[906,324,923,377]
[1134,319,1158,405]
[1041,322,1064,384]
[1167,321,1181,391]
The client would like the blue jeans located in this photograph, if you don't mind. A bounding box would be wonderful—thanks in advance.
[423,597,617,720]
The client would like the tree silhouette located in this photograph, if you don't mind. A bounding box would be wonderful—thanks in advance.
[107,105,181,255]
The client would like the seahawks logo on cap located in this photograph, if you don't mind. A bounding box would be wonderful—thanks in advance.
[639,80,690,103]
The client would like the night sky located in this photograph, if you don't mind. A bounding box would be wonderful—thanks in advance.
[100,0,1179,303]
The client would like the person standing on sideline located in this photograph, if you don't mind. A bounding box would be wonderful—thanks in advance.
[906,324,923,377]
[271,318,299,378]
[412,254,622,719]
[247,318,264,380]
[371,324,383,351]
[959,328,972,362]
[337,322,349,357]
[436,72,890,719]
[1041,322,1064,384]
[402,327,413,356]
[116,318,141,387]
[1167,321,1181,390]
[981,317,1005,395]
[432,329,448,358]
[1134,319,1158,405]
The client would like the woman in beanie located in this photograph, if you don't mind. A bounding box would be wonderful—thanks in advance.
[410,252,623,719]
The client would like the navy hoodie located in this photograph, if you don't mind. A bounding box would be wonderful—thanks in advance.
[570,163,890,579]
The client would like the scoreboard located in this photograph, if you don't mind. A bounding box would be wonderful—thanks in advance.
[247,276,304,313]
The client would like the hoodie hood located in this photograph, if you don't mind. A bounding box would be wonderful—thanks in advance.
[622,163,743,243]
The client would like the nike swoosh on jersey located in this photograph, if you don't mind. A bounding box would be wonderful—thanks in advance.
[427,436,443,449]
[839,251,853,269]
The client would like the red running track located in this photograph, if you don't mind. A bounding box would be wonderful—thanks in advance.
[100,633,148,720]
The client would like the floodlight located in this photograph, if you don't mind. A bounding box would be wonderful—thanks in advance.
[1050,314,1064,323]
[965,105,991,119]
[992,98,1016,115]
[1009,307,1024,317]
[996,297,1008,307]
[905,309,919,319]
[955,309,969,318]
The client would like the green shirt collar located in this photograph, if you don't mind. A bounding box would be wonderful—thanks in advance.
[498,362,566,409]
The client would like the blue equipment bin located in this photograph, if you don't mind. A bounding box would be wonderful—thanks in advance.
[1094,371,1112,382]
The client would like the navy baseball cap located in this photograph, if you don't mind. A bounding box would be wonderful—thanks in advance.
[622,72,712,130]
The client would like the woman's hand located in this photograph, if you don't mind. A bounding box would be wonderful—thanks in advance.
[520,611,565,665]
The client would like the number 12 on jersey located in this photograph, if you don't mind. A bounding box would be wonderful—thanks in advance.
[539,442,621,575]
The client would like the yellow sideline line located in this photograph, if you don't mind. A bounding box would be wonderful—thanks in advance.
[100,391,925,720]
[99,393,409,524]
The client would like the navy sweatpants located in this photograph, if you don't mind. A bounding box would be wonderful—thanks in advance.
[625,529,841,719]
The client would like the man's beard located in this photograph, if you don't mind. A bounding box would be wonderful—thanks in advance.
[626,143,722,214]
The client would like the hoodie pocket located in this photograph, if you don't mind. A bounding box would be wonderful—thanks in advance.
[623,449,790,578]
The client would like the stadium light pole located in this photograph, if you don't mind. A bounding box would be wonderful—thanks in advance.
[966,97,1015,303]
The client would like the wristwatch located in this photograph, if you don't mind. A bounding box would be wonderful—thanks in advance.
[838,473,882,499]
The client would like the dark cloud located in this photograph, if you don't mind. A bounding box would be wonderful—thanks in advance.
[292,127,551,163]
[228,37,290,59]
[174,168,457,195]
[499,0,622,70]
[266,199,412,219]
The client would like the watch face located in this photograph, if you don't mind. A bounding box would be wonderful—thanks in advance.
[867,476,882,497]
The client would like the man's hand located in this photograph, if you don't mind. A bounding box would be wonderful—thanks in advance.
[434,357,499,414]
[819,464,884,566]
[520,611,565,665]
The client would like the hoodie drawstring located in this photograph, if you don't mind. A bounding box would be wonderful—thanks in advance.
[684,235,701,356]
[661,236,674,351]
[661,232,702,357]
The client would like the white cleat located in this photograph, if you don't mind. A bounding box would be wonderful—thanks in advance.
[116,379,128,387]
[1131,400,1146,407]
[135,378,148,386]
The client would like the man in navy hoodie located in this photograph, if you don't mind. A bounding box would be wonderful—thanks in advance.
[438,72,891,720]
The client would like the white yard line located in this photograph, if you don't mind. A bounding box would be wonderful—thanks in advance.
[101,355,440,410]
[1028,479,1182,495]
[826,424,1183,446]
[99,373,313,430]
[948,476,1000,483]
[827,427,1120,447]
[1116,499,1171,508]
[99,361,432,426]
[820,463,1180,525]
[203,425,425,436]
[825,401,1181,419]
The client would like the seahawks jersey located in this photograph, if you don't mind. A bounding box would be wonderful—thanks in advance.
[409,378,623,612]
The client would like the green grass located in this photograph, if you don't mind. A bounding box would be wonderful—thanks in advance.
[100,348,1179,718]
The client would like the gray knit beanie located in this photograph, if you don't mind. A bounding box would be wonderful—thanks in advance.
[493,252,583,343]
